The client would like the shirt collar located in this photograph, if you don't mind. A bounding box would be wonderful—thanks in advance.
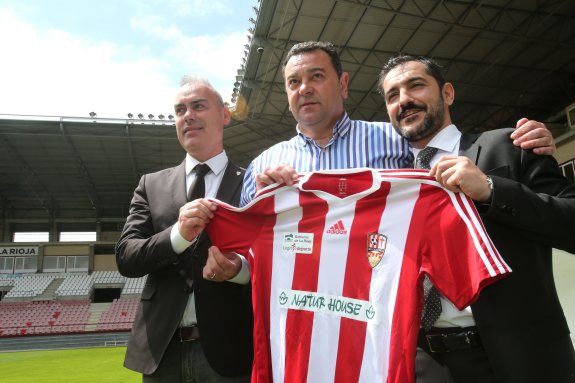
[296,112,351,147]
[185,150,228,176]
[412,124,461,158]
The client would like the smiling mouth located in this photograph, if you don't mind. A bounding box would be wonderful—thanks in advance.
[398,108,424,122]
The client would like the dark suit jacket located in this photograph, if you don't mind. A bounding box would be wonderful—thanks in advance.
[459,128,575,382]
[115,159,253,377]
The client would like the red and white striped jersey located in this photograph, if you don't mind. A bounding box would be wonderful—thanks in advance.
[205,168,510,383]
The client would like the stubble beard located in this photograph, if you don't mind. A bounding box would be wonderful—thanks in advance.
[392,98,445,144]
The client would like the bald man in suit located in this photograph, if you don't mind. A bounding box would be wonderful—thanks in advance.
[116,77,252,383]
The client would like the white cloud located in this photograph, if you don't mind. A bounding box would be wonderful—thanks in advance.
[0,7,244,119]
[0,10,173,118]
[130,14,246,102]
[138,0,233,17]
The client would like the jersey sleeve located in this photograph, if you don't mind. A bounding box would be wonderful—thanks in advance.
[416,184,511,310]
[205,198,270,255]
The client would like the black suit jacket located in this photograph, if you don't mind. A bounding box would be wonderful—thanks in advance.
[115,160,253,377]
[459,128,575,382]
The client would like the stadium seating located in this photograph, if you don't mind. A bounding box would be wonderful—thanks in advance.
[96,297,139,331]
[0,271,147,337]
[0,300,90,336]
[56,274,93,297]
[4,274,55,299]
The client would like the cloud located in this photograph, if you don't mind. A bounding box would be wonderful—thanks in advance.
[130,14,246,101]
[0,10,174,118]
[0,6,245,119]
[133,0,233,18]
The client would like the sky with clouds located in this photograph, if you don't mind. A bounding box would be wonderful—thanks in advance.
[0,0,256,119]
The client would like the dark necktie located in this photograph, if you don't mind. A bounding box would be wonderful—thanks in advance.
[178,163,211,289]
[188,163,211,201]
[415,146,442,330]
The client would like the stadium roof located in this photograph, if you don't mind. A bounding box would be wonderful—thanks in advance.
[1,0,575,225]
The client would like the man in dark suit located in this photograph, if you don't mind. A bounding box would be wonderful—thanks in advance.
[116,77,253,382]
[379,55,575,383]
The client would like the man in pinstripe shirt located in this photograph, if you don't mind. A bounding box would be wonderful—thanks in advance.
[238,41,554,207]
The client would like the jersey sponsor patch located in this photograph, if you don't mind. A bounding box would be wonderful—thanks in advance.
[278,289,381,323]
[367,232,387,267]
[281,232,314,254]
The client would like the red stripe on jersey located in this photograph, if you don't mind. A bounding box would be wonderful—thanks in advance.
[283,192,328,383]
[251,207,277,383]
[334,182,391,382]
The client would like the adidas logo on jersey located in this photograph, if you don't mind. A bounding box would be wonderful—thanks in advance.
[326,220,347,235]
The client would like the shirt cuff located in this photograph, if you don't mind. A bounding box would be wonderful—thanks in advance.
[227,254,251,285]
[170,224,197,254]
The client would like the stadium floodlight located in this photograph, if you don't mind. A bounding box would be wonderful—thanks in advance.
[158,114,165,120]
[89,111,97,118]
[127,113,133,119]
[148,114,154,120]
[168,114,174,120]
[137,113,144,119]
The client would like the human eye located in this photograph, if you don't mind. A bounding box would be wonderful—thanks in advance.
[312,72,324,81]
[287,78,300,89]
[411,81,425,90]
[174,106,186,115]
[386,91,398,103]
[193,102,207,110]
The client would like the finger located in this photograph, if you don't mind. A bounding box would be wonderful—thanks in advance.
[531,146,555,155]
[255,173,276,187]
[510,117,531,139]
[512,121,548,143]
[181,203,215,220]
[263,167,297,186]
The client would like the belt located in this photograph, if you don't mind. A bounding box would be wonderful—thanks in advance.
[419,326,482,353]
[172,325,200,342]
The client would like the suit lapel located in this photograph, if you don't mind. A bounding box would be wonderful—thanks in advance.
[459,132,481,163]
[215,162,244,204]
[170,160,188,208]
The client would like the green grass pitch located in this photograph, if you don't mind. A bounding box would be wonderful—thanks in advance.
[0,347,140,383]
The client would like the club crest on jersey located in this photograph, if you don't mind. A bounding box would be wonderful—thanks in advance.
[367,233,387,268]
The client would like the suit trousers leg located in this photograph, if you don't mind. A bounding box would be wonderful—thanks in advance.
[142,340,250,383]
[415,345,496,383]
[182,341,251,383]
[143,340,184,383]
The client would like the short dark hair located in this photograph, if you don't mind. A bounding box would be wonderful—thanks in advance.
[378,55,446,95]
[282,41,343,78]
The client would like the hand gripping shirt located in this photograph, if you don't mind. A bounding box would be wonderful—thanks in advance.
[206,168,511,383]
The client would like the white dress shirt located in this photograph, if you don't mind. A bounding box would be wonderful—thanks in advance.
[169,151,249,326]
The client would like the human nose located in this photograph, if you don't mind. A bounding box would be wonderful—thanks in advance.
[397,89,413,109]
[183,107,196,120]
[298,79,313,96]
